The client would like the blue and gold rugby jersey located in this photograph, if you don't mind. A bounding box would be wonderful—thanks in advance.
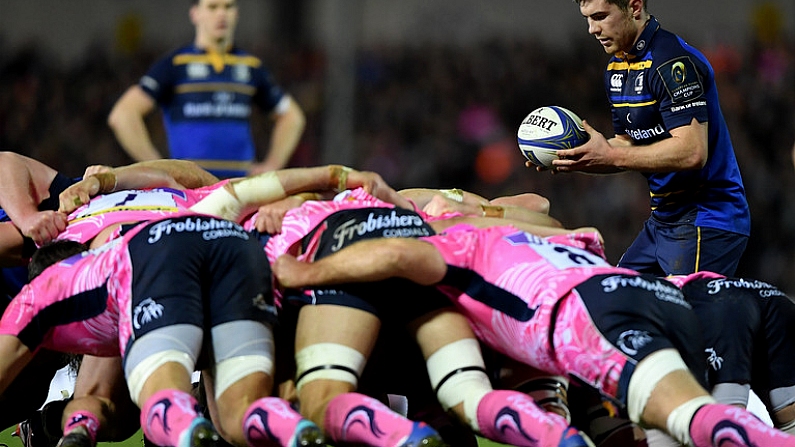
[604,17,749,236]
[140,44,287,178]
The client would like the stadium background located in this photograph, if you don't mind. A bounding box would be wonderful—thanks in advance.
[0,1,793,445]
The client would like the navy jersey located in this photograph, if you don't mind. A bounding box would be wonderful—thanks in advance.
[604,17,749,236]
[140,44,287,178]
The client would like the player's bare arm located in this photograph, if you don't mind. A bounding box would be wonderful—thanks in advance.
[273,237,447,289]
[253,193,322,234]
[554,118,707,173]
[58,167,186,214]
[107,85,162,162]
[0,334,34,395]
[249,96,306,175]
[0,152,66,245]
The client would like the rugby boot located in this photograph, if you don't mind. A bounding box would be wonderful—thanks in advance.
[558,426,596,447]
[13,419,38,447]
[290,419,325,447]
[55,427,92,447]
[178,417,219,447]
[396,422,449,447]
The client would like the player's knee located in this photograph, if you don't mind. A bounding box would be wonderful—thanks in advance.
[214,355,274,401]
[126,350,195,406]
[627,348,693,424]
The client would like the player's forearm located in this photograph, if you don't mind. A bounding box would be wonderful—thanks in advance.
[0,152,57,223]
[310,238,444,286]
[0,334,34,396]
[496,206,562,228]
[118,160,219,189]
[263,101,306,170]
[399,188,489,211]
[0,223,26,267]
[108,113,162,162]
[609,119,707,172]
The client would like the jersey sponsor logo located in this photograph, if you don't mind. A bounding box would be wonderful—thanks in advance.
[213,91,235,103]
[146,217,250,244]
[183,101,251,118]
[617,329,652,356]
[670,100,706,113]
[627,123,665,141]
[186,63,210,79]
[610,73,624,91]
[330,211,430,252]
[657,56,704,104]
[705,347,723,371]
[704,278,786,298]
[601,275,691,309]
[132,297,165,330]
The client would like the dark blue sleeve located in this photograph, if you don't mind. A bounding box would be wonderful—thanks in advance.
[652,39,711,130]
[252,64,286,113]
[140,52,178,105]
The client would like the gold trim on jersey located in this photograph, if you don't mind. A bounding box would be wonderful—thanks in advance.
[68,206,180,223]
[607,60,653,71]
[171,53,262,68]
[650,189,689,199]
[612,100,658,108]
[175,83,256,96]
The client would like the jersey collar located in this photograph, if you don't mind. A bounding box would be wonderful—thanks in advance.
[625,15,660,59]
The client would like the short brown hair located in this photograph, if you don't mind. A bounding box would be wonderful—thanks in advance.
[573,0,648,12]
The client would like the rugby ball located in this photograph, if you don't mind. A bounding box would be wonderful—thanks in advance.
[517,106,589,168]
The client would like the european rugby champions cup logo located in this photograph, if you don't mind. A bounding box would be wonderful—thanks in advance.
[671,61,687,84]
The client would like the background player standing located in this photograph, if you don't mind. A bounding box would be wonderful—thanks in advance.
[108,0,306,179]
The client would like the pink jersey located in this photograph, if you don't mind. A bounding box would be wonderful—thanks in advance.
[246,188,425,264]
[423,225,640,382]
[665,271,724,288]
[58,182,228,244]
[242,188,428,306]
[0,236,130,356]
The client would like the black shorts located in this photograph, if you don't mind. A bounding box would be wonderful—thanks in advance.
[125,216,276,348]
[288,207,450,324]
[682,277,795,407]
[574,273,708,395]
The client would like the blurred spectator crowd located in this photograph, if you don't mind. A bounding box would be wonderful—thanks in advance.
[1,29,794,291]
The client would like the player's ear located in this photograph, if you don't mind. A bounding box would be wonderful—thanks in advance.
[189,4,199,26]
[630,0,645,19]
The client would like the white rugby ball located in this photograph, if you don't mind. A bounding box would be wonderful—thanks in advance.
[517,106,589,168]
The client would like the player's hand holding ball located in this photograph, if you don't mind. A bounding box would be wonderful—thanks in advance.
[517,106,589,171]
